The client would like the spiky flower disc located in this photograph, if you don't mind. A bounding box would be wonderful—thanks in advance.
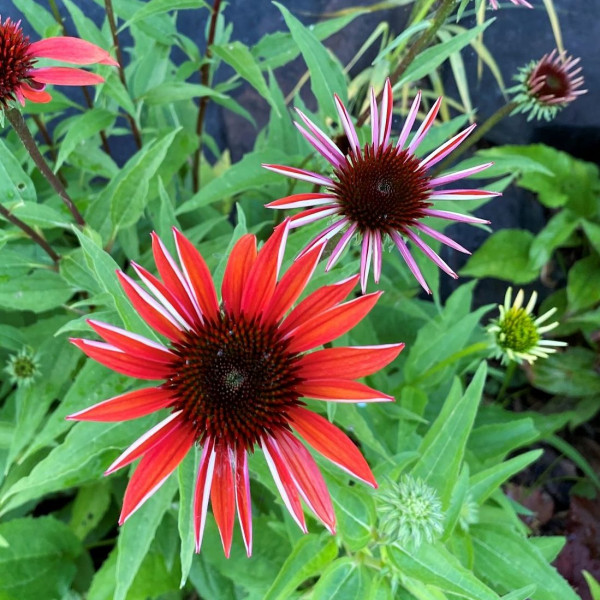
[4,347,39,387]
[68,221,404,557]
[263,79,499,293]
[0,15,117,107]
[511,49,587,121]
[487,287,567,364]
[377,474,444,547]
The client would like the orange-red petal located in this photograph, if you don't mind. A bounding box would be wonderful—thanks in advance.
[221,234,258,317]
[118,417,195,523]
[297,344,404,380]
[240,220,289,319]
[285,291,382,354]
[274,430,336,534]
[296,379,394,403]
[211,445,236,557]
[289,406,376,487]
[193,437,217,552]
[67,387,173,422]
[235,446,252,556]
[173,228,219,321]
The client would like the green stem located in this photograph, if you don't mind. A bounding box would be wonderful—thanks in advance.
[356,0,456,127]
[104,0,142,149]
[192,0,223,193]
[496,359,517,403]
[6,108,85,226]
[433,101,519,174]
[0,203,60,265]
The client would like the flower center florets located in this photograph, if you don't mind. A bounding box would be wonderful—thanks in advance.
[167,312,302,448]
[331,144,432,234]
[497,307,540,352]
[0,17,35,106]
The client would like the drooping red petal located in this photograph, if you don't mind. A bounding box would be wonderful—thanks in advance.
[117,271,184,343]
[19,83,52,103]
[274,430,336,534]
[28,37,118,66]
[106,412,183,475]
[211,445,236,558]
[193,437,217,552]
[118,416,195,524]
[235,446,252,556]
[150,232,199,323]
[221,234,258,317]
[296,379,394,403]
[70,339,172,380]
[240,220,290,319]
[262,437,307,532]
[173,228,219,321]
[262,241,325,326]
[280,275,359,336]
[87,320,175,363]
[30,66,104,86]
[289,406,376,487]
[297,344,404,380]
[66,387,173,422]
[285,292,382,354]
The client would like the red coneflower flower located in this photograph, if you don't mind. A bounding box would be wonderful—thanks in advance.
[511,49,587,121]
[68,222,403,557]
[0,15,117,107]
[263,80,498,294]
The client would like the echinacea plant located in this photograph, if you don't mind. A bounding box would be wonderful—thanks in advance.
[264,79,499,293]
[68,221,403,556]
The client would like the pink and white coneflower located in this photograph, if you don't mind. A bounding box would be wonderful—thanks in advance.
[68,222,403,557]
[0,15,117,107]
[263,79,498,293]
[489,0,532,9]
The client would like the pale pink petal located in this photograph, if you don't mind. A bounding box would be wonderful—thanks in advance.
[404,229,457,279]
[397,90,421,149]
[414,223,470,254]
[360,233,373,294]
[373,229,383,283]
[289,206,340,229]
[326,222,357,270]
[29,37,118,66]
[262,164,333,187]
[420,124,476,169]
[407,96,443,154]
[334,94,360,154]
[370,86,380,147]
[428,189,500,201]
[295,109,344,168]
[379,78,394,148]
[422,208,490,224]
[31,66,104,86]
[390,230,430,293]
[429,162,493,187]
[267,193,339,209]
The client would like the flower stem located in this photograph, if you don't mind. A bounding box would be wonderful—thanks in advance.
[104,0,143,149]
[192,0,222,193]
[497,359,517,403]
[0,203,60,265]
[356,0,457,128]
[433,101,519,174]
[6,108,85,226]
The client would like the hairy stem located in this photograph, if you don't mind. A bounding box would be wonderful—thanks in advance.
[6,108,85,226]
[434,101,519,174]
[356,0,456,128]
[0,203,60,265]
[104,0,143,149]
[192,0,222,193]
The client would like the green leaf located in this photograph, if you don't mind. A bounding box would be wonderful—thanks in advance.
[529,210,580,269]
[10,0,56,36]
[178,448,198,586]
[0,138,36,204]
[177,149,297,214]
[0,516,82,600]
[110,128,181,233]
[532,347,600,398]
[469,450,542,505]
[140,82,226,105]
[461,229,538,284]
[115,476,178,600]
[468,418,539,462]
[387,541,498,600]
[70,482,112,540]
[529,536,566,563]
[583,571,600,600]
[122,0,209,29]
[8,202,70,230]
[582,220,600,256]
[567,255,600,313]
[212,41,280,116]
[411,363,487,506]
[55,109,116,171]
[263,535,338,600]
[398,20,493,87]
[501,586,538,600]
[312,559,373,599]
[472,524,580,600]
[329,482,375,552]
[274,3,347,115]
[0,270,72,313]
